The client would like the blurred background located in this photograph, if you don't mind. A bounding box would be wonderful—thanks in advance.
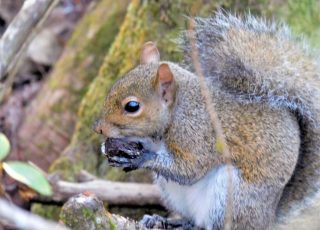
[0,0,319,226]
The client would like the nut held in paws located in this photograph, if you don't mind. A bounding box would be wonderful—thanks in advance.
[104,138,144,159]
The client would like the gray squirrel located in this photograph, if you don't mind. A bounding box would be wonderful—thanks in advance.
[94,11,320,229]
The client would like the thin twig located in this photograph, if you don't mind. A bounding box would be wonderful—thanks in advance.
[187,16,233,230]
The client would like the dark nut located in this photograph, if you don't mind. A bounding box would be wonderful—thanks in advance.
[104,138,144,159]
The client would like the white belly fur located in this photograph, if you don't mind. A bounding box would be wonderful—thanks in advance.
[156,165,239,229]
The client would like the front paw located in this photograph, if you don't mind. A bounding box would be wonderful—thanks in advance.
[140,214,167,229]
[140,214,195,230]
[107,155,144,171]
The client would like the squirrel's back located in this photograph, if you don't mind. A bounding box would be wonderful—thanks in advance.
[179,11,320,226]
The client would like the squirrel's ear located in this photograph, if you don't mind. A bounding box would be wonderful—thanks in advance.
[140,41,160,65]
[155,63,176,106]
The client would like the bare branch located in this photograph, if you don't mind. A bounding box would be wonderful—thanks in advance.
[47,178,162,206]
[77,170,98,182]
[0,0,59,80]
[0,198,69,230]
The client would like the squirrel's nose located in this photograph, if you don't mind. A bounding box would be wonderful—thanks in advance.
[92,119,104,135]
[93,119,121,137]
[92,119,116,137]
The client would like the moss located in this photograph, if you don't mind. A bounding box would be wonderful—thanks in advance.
[59,193,110,229]
[49,144,98,180]
[31,203,61,220]
[279,0,320,48]
[103,167,152,183]
[81,207,96,221]
[49,156,78,181]
[46,0,130,177]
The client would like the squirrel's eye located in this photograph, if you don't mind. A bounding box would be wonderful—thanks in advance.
[124,101,140,113]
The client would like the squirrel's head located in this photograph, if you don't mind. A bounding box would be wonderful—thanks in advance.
[94,42,177,139]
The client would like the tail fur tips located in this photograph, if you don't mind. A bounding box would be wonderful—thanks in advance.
[179,11,320,126]
[180,11,320,225]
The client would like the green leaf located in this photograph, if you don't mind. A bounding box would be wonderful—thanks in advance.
[0,133,10,161]
[3,161,52,196]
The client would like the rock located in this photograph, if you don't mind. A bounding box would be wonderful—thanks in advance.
[60,192,141,230]
[27,29,63,66]
[60,192,111,229]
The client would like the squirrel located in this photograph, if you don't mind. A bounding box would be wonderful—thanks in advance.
[94,11,320,230]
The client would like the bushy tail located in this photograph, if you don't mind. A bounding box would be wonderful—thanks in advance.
[179,11,320,225]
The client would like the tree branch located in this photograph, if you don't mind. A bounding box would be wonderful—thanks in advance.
[52,179,161,206]
[0,198,69,230]
[0,0,59,80]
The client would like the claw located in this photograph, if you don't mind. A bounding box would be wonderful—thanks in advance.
[140,214,167,229]
[107,156,139,170]
[108,156,131,164]
[140,214,194,230]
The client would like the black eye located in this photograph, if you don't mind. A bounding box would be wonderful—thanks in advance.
[124,101,140,113]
